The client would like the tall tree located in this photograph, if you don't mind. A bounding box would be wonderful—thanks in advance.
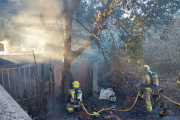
[60,0,112,103]
[60,0,180,103]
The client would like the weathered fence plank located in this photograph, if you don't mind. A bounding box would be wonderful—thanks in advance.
[41,63,44,96]
[1,71,4,88]
[24,68,26,89]
[34,73,36,96]
[19,68,22,98]
[28,67,31,94]
[7,70,11,95]
[13,69,17,100]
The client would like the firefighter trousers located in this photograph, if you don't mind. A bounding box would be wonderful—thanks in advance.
[144,88,152,112]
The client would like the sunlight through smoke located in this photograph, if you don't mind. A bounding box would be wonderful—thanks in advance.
[0,0,63,62]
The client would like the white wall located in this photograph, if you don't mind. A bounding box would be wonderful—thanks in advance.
[0,85,32,120]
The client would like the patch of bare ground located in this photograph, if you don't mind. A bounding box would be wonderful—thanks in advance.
[83,77,180,120]
[43,77,180,120]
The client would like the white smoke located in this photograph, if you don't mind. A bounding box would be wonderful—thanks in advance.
[0,0,63,61]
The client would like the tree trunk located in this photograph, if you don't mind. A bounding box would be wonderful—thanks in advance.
[61,12,73,102]
[60,0,112,104]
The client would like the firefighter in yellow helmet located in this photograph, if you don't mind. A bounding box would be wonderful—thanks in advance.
[66,81,82,113]
[139,65,159,112]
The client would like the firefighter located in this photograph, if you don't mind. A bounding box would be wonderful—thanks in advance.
[66,81,82,113]
[139,65,159,112]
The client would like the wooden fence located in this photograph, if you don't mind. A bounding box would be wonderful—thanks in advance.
[0,58,94,101]
[0,63,52,101]
[0,55,98,119]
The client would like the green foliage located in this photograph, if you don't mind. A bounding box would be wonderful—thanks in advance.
[94,0,180,85]
[80,0,180,82]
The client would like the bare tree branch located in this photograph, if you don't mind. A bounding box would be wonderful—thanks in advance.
[56,21,64,40]
[80,51,100,58]
[73,12,94,24]
[72,40,92,58]
[56,21,61,33]
[72,18,103,59]
[90,0,112,38]
[72,0,112,59]
[69,0,81,15]
[73,18,100,41]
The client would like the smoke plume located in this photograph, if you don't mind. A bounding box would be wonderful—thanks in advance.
[0,0,63,62]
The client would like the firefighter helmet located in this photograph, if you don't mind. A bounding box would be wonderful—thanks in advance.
[143,65,150,71]
[72,81,80,88]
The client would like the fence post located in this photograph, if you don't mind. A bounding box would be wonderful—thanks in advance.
[19,68,22,99]
[1,71,4,88]
[52,65,55,97]
[29,67,32,96]
[13,69,17,100]
[34,71,36,96]
[49,60,52,97]
[41,63,44,96]
[13,69,15,79]
[7,70,11,95]
[24,68,26,90]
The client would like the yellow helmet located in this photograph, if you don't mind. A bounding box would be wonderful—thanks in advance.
[72,81,80,88]
[143,65,150,71]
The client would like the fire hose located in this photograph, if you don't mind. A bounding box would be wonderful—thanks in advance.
[162,95,180,105]
[81,91,140,115]
[81,91,180,116]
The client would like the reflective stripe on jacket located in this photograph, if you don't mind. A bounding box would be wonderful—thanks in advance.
[66,107,74,113]
[69,89,75,102]
[69,89,83,103]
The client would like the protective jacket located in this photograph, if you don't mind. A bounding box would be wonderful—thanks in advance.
[66,88,82,113]
[69,88,82,104]
[141,70,159,89]
[142,73,152,88]
[69,89,76,103]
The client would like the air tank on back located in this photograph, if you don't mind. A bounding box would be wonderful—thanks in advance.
[76,87,82,105]
[152,72,159,86]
